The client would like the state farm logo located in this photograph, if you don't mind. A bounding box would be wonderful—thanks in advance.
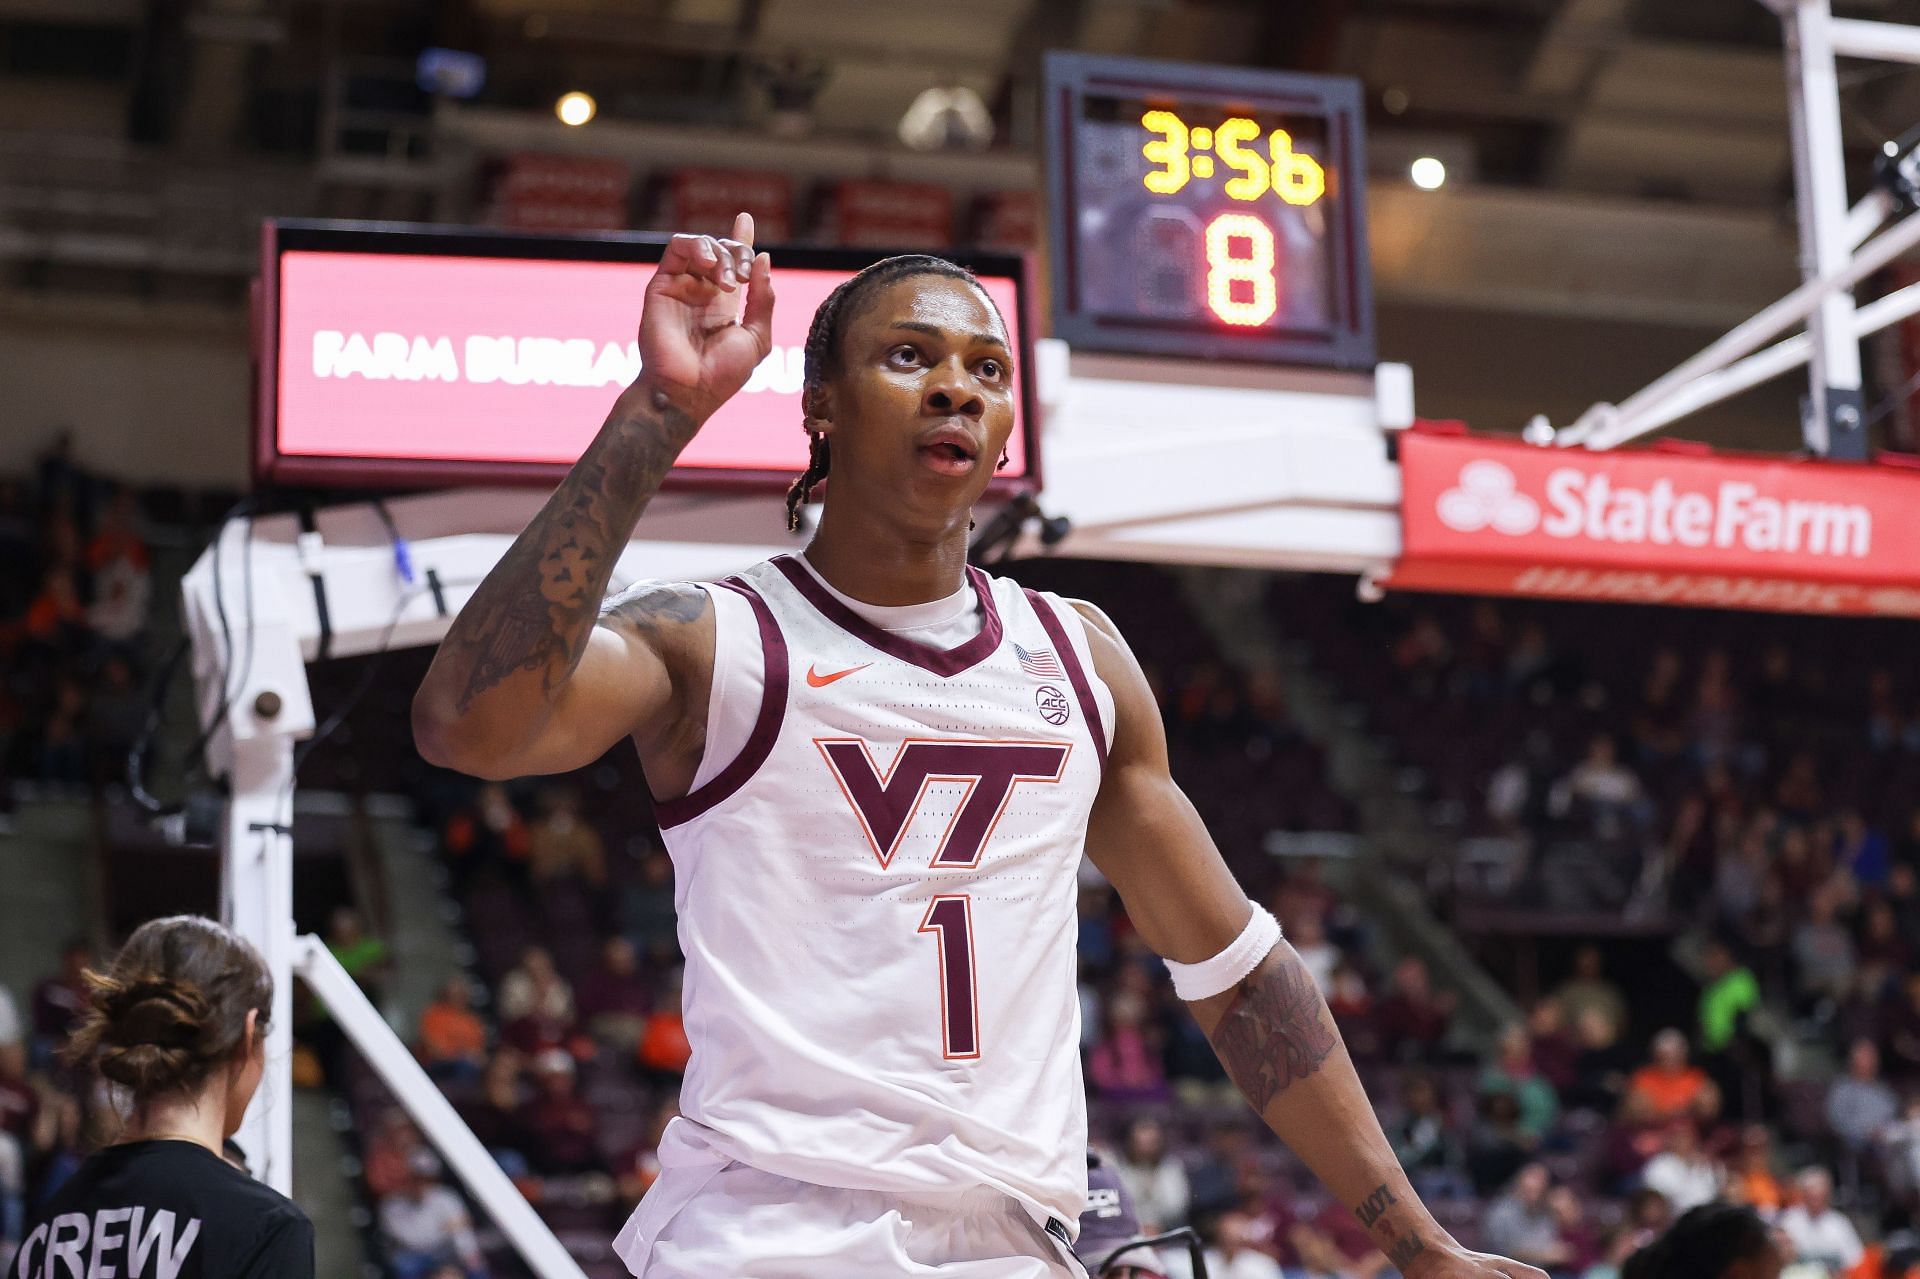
[1432,458,1873,559]
[1437,461,1539,535]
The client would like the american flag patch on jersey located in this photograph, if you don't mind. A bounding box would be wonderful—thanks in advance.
[1014,642,1064,679]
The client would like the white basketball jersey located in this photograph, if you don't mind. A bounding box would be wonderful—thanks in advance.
[648,553,1112,1234]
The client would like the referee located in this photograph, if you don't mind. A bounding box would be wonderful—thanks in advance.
[13,916,314,1279]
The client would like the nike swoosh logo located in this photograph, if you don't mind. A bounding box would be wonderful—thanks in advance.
[806,662,872,688]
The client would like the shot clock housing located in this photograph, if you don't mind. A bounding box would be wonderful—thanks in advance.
[1042,51,1376,370]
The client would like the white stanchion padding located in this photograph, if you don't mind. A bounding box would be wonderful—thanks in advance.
[1164,905,1283,1003]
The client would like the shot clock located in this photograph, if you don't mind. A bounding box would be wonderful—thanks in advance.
[1044,52,1375,369]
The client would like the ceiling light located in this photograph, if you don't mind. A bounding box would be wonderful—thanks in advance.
[556,91,596,127]
[1410,156,1447,191]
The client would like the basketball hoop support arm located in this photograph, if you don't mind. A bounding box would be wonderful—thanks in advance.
[1556,0,1920,455]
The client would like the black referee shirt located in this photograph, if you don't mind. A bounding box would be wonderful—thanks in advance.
[14,1139,314,1279]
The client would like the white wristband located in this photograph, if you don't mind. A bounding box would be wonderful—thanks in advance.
[1163,905,1283,1002]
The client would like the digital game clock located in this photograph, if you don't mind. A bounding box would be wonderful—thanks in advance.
[1043,52,1375,370]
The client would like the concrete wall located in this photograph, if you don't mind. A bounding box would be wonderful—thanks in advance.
[0,296,252,489]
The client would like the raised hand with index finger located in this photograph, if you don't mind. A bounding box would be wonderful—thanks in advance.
[639,210,775,423]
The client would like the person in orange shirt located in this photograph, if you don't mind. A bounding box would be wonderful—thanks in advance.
[1722,1125,1787,1215]
[417,976,488,1084]
[1626,1028,1722,1125]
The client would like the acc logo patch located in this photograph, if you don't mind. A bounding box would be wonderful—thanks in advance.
[1035,685,1071,726]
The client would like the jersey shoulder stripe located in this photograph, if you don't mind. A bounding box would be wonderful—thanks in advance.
[652,576,787,830]
[1023,589,1108,777]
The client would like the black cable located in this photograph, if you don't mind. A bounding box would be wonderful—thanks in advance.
[178,499,258,780]
[128,497,255,817]
[274,574,486,821]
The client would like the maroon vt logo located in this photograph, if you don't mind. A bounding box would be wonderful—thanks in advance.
[816,738,1072,868]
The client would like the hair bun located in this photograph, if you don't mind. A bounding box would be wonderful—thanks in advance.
[97,1041,201,1094]
[87,972,218,1097]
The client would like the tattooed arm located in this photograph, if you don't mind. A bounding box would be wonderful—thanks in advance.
[1077,602,1545,1279]
[413,215,774,785]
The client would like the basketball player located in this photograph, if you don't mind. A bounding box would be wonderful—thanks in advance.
[412,213,1544,1279]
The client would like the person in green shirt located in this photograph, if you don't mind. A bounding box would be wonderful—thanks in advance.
[1698,939,1760,1054]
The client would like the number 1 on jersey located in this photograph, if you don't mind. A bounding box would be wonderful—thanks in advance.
[918,896,980,1059]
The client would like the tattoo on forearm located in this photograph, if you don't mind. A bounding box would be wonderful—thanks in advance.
[446,392,696,714]
[1354,1183,1397,1229]
[1207,953,1338,1112]
[1386,1234,1426,1270]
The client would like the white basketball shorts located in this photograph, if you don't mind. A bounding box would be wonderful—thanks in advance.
[613,1121,1087,1278]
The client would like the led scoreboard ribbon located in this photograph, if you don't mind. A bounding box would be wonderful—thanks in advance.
[1044,52,1375,369]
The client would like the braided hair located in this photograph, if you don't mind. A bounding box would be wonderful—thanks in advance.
[785,254,997,532]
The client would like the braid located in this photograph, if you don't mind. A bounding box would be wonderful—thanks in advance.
[785,435,831,532]
[785,253,992,532]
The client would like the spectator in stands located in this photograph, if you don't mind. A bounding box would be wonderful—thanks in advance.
[1792,885,1856,1018]
[636,968,690,1080]
[1550,733,1651,840]
[33,677,88,788]
[1201,1210,1283,1279]
[1838,810,1893,892]
[1723,1125,1787,1215]
[1696,940,1760,1058]
[576,936,651,1055]
[1110,1115,1189,1234]
[327,907,391,1006]
[378,1150,489,1279]
[1325,960,1377,1058]
[1567,1006,1636,1116]
[1373,955,1456,1062]
[1480,1023,1559,1142]
[522,1050,602,1176]
[1482,1163,1572,1272]
[1391,1072,1466,1198]
[527,786,606,890]
[1554,945,1629,1042]
[1826,1038,1899,1154]
[456,1050,530,1176]
[1624,1029,1720,1130]
[1856,899,1909,974]
[361,1112,432,1200]
[1468,1091,1534,1196]
[30,940,88,1063]
[1689,649,1741,766]
[1087,990,1169,1104]
[1882,1094,1920,1206]
[1549,1185,1601,1273]
[1885,972,1920,1083]
[83,486,150,655]
[621,850,679,966]
[442,783,531,890]
[1526,999,1579,1092]
[1777,1168,1864,1272]
[497,946,574,1031]
[1630,648,1688,768]
[417,977,488,1085]
[1283,911,1339,995]
[1639,1123,1721,1213]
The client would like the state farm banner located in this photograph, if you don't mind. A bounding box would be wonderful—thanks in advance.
[1389,429,1920,617]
